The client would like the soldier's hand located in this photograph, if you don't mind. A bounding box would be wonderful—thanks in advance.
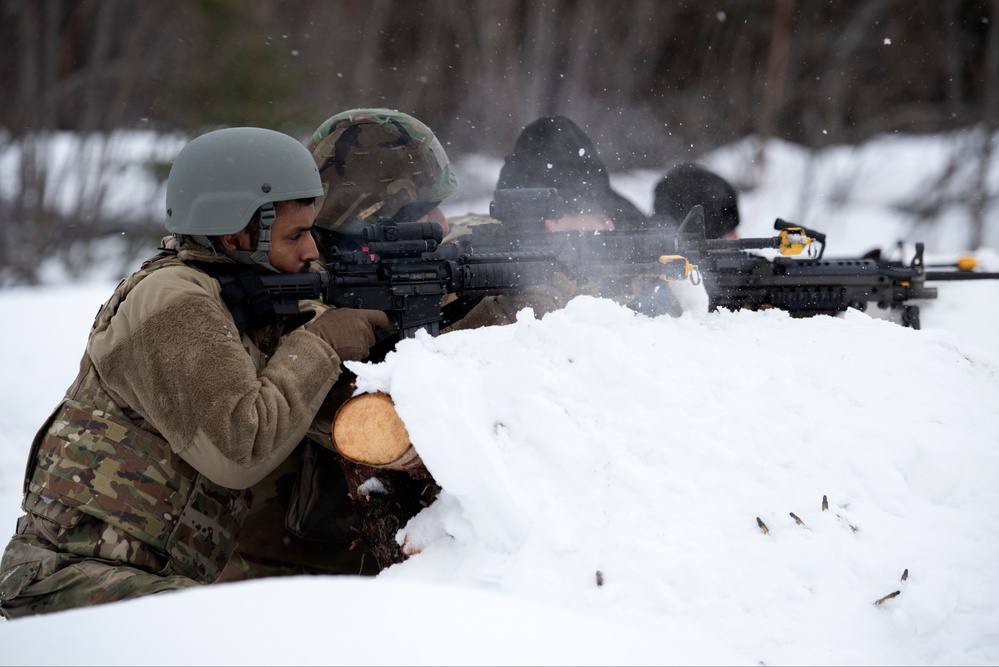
[306,308,390,362]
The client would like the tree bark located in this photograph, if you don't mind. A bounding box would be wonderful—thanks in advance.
[338,461,439,569]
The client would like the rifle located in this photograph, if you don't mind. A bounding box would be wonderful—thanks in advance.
[699,223,999,330]
[256,186,996,336]
[258,188,815,339]
[258,213,560,339]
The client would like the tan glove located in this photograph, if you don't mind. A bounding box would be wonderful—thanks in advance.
[306,308,390,362]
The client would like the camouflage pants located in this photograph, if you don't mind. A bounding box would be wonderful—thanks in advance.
[215,549,377,583]
[0,532,198,619]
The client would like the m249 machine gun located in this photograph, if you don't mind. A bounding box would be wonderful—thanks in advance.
[675,217,999,330]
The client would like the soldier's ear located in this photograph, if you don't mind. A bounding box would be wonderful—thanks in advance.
[218,231,249,251]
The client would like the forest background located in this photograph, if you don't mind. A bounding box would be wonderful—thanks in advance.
[1,0,997,285]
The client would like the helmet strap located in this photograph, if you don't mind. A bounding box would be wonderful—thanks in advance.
[248,202,279,272]
[219,202,280,272]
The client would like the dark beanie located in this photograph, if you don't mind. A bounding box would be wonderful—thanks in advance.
[653,163,740,239]
[496,116,647,230]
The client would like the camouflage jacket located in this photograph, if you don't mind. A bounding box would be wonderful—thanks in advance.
[16,239,343,583]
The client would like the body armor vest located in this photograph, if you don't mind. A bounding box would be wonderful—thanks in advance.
[22,254,252,583]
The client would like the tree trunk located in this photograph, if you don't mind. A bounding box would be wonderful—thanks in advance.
[969,0,999,250]
[337,461,440,569]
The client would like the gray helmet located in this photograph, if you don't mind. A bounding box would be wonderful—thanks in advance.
[165,127,323,237]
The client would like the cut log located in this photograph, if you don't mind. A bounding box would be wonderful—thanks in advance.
[332,392,420,469]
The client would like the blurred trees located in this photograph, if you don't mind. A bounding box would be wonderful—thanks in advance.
[3,0,994,157]
[0,0,996,283]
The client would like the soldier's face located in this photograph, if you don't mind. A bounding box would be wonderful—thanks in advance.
[268,201,320,273]
[544,214,614,233]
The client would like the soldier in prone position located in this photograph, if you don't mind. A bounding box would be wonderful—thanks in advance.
[445,115,684,329]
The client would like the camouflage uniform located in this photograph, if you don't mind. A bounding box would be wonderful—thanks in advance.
[215,110,460,579]
[0,237,345,617]
[216,379,378,582]
[441,213,495,244]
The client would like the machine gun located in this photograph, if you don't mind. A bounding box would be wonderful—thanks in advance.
[257,188,815,339]
[697,221,999,330]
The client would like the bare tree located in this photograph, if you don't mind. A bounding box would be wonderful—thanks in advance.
[969,0,999,249]
[0,0,996,283]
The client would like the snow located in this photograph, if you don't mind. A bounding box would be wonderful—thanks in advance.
[0,129,186,222]
[0,132,998,666]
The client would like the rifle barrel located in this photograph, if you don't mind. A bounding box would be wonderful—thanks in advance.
[924,271,999,281]
[703,238,780,252]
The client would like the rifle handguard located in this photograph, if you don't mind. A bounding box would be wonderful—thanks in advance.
[331,392,424,471]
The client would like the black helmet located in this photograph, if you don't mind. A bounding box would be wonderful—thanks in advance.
[653,163,740,239]
[496,116,647,230]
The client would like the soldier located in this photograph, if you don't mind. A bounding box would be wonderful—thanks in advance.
[308,107,458,260]
[446,115,648,243]
[0,127,389,617]
[652,163,741,240]
[445,115,681,329]
[220,108,460,577]
[496,115,648,231]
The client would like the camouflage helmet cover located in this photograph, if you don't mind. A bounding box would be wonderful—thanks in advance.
[308,108,459,233]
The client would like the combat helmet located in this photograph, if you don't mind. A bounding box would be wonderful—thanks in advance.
[308,108,458,255]
[653,163,740,239]
[165,126,323,270]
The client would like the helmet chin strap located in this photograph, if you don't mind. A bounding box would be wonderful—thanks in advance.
[222,202,280,272]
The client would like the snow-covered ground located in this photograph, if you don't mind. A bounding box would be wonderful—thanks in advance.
[0,131,997,666]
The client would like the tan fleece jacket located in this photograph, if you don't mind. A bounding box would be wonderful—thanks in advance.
[88,262,341,489]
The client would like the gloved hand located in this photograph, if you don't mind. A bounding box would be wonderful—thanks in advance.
[306,308,390,362]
